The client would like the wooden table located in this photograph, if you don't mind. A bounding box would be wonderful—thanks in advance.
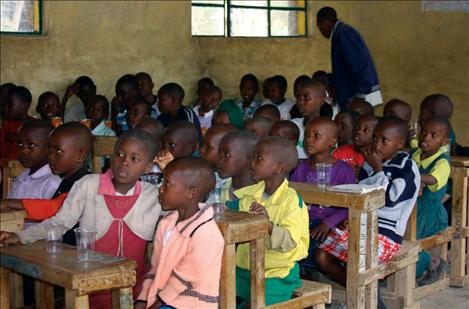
[0,241,136,309]
[216,209,269,309]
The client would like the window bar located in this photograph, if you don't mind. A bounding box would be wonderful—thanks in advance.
[267,0,271,37]
[227,0,231,37]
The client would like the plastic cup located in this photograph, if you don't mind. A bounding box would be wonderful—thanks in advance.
[74,227,97,261]
[45,222,63,254]
[51,117,62,128]
[212,202,225,220]
[140,173,162,185]
[316,163,332,191]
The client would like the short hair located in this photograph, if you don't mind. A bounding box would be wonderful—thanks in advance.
[376,116,408,140]
[135,118,165,140]
[271,120,300,143]
[222,130,258,158]
[317,6,338,23]
[259,136,298,172]
[347,98,374,115]
[91,95,110,112]
[19,118,54,136]
[307,116,338,139]
[115,128,159,160]
[165,120,198,147]
[336,110,359,126]
[298,79,326,96]
[75,76,96,91]
[205,85,222,98]
[246,116,274,132]
[158,82,185,102]
[9,86,32,103]
[52,122,94,156]
[424,116,452,138]
[136,72,153,81]
[421,94,453,119]
[294,75,312,96]
[37,91,60,106]
[271,75,288,91]
[0,83,16,96]
[312,70,329,86]
[131,99,151,115]
[253,104,281,123]
[384,99,412,120]
[240,74,259,87]
[198,77,214,89]
[116,74,139,91]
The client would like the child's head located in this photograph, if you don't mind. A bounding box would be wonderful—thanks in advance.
[111,129,158,191]
[159,157,215,211]
[3,86,32,121]
[293,75,311,98]
[157,83,185,115]
[268,75,288,104]
[17,119,54,172]
[250,136,298,182]
[135,118,165,151]
[335,110,359,146]
[86,95,110,128]
[197,77,215,97]
[295,79,325,117]
[200,124,237,167]
[312,70,329,86]
[36,91,61,120]
[372,117,407,161]
[213,100,245,129]
[304,117,337,157]
[48,122,93,178]
[245,116,273,139]
[347,98,374,116]
[136,72,155,98]
[383,99,412,123]
[353,114,380,149]
[126,99,151,128]
[200,86,222,113]
[419,116,451,154]
[262,77,273,99]
[115,74,140,104]
[163,120,198,158]
[0,83,16,109]
[239,74,259,104]
[270,120,300,144]
[253,104,281,124]
[217,131,258,179]
[419,94,453,125]
[74,76,97,104]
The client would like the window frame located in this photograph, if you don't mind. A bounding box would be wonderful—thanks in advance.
[191,0,308,38]
[1,0,43,36]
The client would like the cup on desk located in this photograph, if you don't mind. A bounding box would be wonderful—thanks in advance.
[74,227,97,261]
[45,222,63,254]
[316,163,332,191]
[51,117,62,128]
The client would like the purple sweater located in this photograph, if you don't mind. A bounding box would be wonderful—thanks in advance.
[290,159,356,228]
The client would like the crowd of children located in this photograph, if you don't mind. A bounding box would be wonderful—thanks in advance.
[0,69,460,308]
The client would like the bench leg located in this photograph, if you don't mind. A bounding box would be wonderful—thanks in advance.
[346,209,366,309]
[111,287,133,309]
[35,281,54,309]
[250,238,265,309]
[65,289,89,309]
[0,268,11,309]
[10,273,23,308]
[220,243,236,309]
[395,264,417,308]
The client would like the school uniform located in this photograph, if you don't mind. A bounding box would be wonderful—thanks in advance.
[157,106,202,140]
[8,164,61,200]
[91,120,116,137]
[193,105,214,130]
[234,97,262,119]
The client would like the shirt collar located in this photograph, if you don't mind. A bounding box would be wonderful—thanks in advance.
[29,164,53,179]
[412,148,445,168]
[330,20,341,41]
[98,169,141,196]
[234,178,289,206]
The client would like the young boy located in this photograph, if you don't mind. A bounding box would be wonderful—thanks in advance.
[36,91,61,120]
[383,99,412,124]
[1,85,34,159]
[194,85,222,133]
[111,74,141,134]
[315,117,420,286]
[334,110,359,146]
[347,98,374,116]
[126,99,151,129]
[270,120,300,146]
[234,74,262,119]
[85,95,116,136]
[62,76,97,123]
[245,116,273,139]
[235,137,309,306]
[135,157,224,308]
[136,72,159,118]
[135,118,165,152]
[192,77,215,107]
[266,75,295,120]
[254,104,281,125]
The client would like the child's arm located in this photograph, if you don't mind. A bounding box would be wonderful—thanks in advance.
[421,174,437,186]
[1,193,68,220]
[424,158,450,192]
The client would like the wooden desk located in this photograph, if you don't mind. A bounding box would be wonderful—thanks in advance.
[216,209,269,309]
[0,241,136,309]
[1,160,25,199]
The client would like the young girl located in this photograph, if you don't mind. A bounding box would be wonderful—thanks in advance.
[290,117,355,276]
[334,110,358,146]
[0,129,161,308]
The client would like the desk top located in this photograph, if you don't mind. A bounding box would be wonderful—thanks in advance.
[1,241,136,295]
[0,209,26,222]
[216,209,269,244]
[290,182,385,211]
[452,156,469,167]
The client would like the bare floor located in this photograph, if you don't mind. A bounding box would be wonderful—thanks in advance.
[420,286,469,309]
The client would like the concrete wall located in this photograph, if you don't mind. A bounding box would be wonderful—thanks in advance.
[1,1,468,142]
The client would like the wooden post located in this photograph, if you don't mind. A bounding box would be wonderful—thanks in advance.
[346,209,366,309]
[110,287,133,309]
[220,243,236,308]
[250,238,265,309]
[65,289,89,309]
[365,211,378,309]
[35,281,54,309]
[0,268,11,309]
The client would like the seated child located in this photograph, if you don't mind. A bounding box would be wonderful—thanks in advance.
[194,85,222,133]
[135,157,224,309]
[290,75,312,119]
[217,131,258,204]
[334,110,359,146]
[412,116,451,284]
[233,74,262,119]
[36,91,61,120]
[383,99,412,123]
[347,98,374,116]
[85,95,116,136]
[136,72,159,118]
[333,114,380,172]
[126,99,151,129]
[312,70,334,119]
[212,100,244,130]
[1,85,34,159]
[315,117,420,286]
[290,117,355,275]
[262,76,273,104]
[62,76,97,123]
[235,137,309,306]
[0,82,16,108]
[254,104,281,124]
[270,120,300,145]
[111,74,141,134]
[192,77,215,107]
[245,116,273,138]
[266,75,295,120]
[0,129,161,308]
[135,118,165,176]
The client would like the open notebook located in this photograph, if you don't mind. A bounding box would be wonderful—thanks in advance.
[326,183,385,194]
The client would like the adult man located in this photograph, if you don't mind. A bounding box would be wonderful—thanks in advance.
[317,7,382,110]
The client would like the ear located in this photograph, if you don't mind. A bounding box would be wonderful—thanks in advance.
[76,148,88,163]
[442,136,450,148]
[330,136,337,148]
[397,137,406,150]
[186,186,197,200]
[274,161,285,175]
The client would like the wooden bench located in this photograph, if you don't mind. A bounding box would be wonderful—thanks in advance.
[290,182,420,309]
[1,160,25,199]
[91,136,117,174]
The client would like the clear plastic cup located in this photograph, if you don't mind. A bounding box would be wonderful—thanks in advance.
[316,163,332,191]
[74,227,97,261]
[212,202,225,220]
[140,173,162,185]
[46,222,63,253]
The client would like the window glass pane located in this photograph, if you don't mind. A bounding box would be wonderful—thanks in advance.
[1,0,38,33]
[270,0,304,8]
[192,0,224,5]
[271,10,305,36]
[231,1,267,7]
[230,8,268,37]
[192,6,225,35]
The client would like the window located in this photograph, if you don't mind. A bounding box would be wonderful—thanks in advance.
[192,0,307,37]
[1,0,43,35]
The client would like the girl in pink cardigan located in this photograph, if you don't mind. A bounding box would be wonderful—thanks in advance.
[136,157,224,309]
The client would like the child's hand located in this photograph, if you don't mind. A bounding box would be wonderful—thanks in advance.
[64,83,79,99]
[338,219,349,230]
[249,202,274,234]
[310,223,331,241]
[0,231,20,246]
[155,150,174,171]
[363,146,383,172]
[419,182,426,196]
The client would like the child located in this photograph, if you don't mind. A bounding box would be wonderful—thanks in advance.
[0,82,16,109]
[234,74,262,119]
[192,77,215,107]
[135,157,224,309]
[290,75,312,119]
[262,77,273,103]
[347,98,374,116]
[290,117,355,276]
[126,99,151,129]
[270,120,300,146]
[62,76,97,123]
[315,117,420,286]
[111,74,141,134]
[36,91,61,120]
[235,137,309,306]
[334,110,359,146]
[1,85,34,159]
[333,114,380,172]
[135,118,165,152]
[412,116,451,284]
[194,85,222,133]
[266,75,295,120]
[136,72,159,118]
[212,100,244,130]
[245,116,273,139]
[312,70,334,119]
[383,99,412,124]
[254,104,281,125]
[85,95,116,136]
